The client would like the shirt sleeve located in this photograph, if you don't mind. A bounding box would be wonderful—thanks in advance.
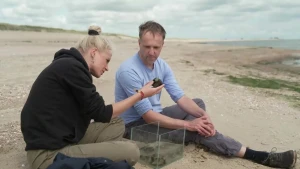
[116,70,153,116]
[163,62,185,102]
[62,63,112,123]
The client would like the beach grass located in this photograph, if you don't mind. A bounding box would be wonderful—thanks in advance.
[0,22,135,38]
[284,95,300,108]
[0,23,83,33]
[266,92,300,108]
[228,75,300,108]
[228,75,300,93]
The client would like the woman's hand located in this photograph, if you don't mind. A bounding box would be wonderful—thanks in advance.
[139,80,164,98]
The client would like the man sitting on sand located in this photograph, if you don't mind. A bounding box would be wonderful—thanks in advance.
[114,20,297,169]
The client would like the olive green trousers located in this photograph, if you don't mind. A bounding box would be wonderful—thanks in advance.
[26,117,140,169]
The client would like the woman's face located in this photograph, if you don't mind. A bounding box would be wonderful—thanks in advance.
[90,49,111,78]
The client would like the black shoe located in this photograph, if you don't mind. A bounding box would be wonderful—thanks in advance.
[262,147,297,168]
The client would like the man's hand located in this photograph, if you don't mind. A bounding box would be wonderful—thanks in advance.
[186,117,213,137]
[200,114,216,137]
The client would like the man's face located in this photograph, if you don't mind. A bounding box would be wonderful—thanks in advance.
[138,31,164,67]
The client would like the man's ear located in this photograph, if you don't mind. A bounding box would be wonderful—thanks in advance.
[138,38,141,46]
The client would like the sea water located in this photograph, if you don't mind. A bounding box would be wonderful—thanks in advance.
[207,39,300,50]
[207,39,300,67]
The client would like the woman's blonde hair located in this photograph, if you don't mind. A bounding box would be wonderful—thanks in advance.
[75,25,113,54]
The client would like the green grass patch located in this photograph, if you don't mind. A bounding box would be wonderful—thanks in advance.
[228,75,300,93]
[266,92,300,109]
[284,95,300,108]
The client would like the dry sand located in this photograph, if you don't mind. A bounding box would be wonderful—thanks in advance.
[0,31,299,169]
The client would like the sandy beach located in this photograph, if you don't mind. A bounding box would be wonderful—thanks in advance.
[0,30,299,169]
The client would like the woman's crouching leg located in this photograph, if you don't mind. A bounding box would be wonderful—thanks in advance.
[27,141,140,169]
[63,140,140,166]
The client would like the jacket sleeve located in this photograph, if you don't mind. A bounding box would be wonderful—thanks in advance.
[62,63,112,123]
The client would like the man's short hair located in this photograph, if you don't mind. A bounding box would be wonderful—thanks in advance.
[139,20,166,40]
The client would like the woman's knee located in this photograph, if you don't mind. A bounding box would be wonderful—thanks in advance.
[93,117,126,142]
[27,150,56,169]
[121,142,140,166]
[192,98,206,111]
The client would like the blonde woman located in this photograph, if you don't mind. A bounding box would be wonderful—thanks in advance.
[20,25,164,169]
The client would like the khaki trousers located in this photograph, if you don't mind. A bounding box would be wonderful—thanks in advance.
[26,117,140,169]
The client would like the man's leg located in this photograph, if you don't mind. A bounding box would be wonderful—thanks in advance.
[27,117,140,169]
[161,98,243,156]
[122,98,207,140]
[123,98,242,154]
[162,98,297,168]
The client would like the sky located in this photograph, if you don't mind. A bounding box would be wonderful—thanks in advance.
[1,0,300,40]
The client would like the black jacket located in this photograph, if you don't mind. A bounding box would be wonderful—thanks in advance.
[21,47,113,151]
[46,153,133,169]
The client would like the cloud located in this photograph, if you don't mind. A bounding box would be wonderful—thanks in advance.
[0,0,66,27]
[188,0,239,11]
[0,0,299,39]
[69,0,160,12]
